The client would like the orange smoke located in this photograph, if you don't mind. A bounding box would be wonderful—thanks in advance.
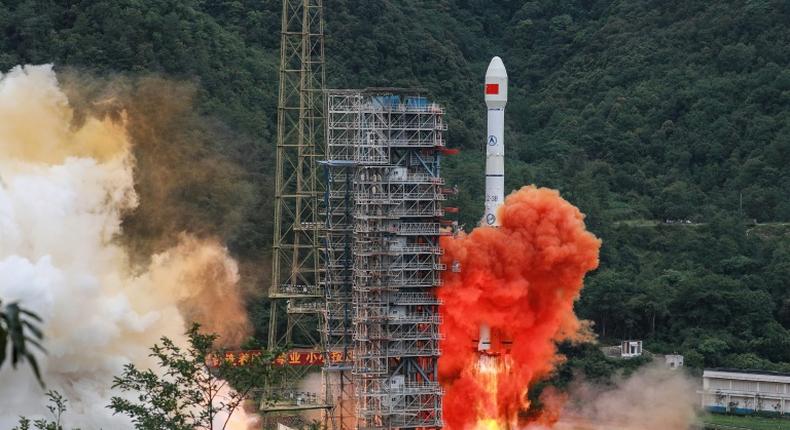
[142,234,252,347]
[439,186,601,429]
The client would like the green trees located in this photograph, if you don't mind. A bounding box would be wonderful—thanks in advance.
[13,391,75,430]
[1,0,788,372]
[11,325,278,429]
[578,222,790,372]
[110,324,278,430]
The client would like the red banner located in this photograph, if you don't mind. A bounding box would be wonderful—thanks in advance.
[207,349,352,368]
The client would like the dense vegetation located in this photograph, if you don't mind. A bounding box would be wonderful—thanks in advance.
[1,0,788,372]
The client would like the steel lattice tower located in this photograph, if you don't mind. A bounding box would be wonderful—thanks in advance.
[266,1,326,423]
[269,0,325,349]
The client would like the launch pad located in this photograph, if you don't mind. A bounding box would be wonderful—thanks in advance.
[264,2,515,429]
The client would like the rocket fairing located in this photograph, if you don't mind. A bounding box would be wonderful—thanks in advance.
[483,56,508,227]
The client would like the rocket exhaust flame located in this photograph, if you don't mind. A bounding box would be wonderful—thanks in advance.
[439,186,601,429]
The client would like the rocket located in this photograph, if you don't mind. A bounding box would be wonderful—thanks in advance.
[483,56,507,227]
[477,57,509,356]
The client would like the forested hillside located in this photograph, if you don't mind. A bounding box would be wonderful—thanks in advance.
[1,0,788,371]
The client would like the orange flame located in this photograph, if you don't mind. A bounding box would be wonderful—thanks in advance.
[439,186,601,429]
[472,356,519,429]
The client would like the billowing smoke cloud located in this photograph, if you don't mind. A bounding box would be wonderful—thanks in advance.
[546,364,699,430]
[140,235,251,346]
[0,65,251,428]
[439,186,601,429]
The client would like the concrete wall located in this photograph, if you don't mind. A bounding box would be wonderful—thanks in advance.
[701,370,790,415]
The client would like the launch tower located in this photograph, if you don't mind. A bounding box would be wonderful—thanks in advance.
[265,0,329,426]
[324,89,448,430]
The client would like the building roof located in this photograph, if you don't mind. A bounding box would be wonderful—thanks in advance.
[704,368,790,383]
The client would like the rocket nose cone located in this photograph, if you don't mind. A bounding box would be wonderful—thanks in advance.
[486,56,507,79]
[485,56,508,106]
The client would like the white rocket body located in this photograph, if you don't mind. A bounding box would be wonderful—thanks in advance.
[484,56,507,228]
[478,57,508,354]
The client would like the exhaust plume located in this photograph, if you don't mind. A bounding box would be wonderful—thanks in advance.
[549,364,699,430]
[439,186,601,429]
[0,65,251,428]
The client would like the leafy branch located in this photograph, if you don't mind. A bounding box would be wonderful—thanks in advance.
[0,299,45,385]
[109,323,281,430]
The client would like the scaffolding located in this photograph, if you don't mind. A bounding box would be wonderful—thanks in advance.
[323,89,447,430]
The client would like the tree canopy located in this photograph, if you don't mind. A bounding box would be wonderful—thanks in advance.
[1,0,788,371]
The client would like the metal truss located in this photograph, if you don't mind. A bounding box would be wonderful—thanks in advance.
[325,89,446,430]
[266,0,328,423]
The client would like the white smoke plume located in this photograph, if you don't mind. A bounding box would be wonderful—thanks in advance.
[0,65,253,428]
[545,363,700,430]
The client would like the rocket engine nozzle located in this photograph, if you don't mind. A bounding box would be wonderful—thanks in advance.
[473,323,513,356]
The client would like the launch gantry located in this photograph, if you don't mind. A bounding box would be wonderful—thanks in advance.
[267,0,449,429]
[323,90,448,430]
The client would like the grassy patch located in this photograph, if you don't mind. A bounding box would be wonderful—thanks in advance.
[703,414,790,429]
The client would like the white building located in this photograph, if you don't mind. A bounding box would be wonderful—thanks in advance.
[701,369,790,415]
[665,354,684,369]
[621,340,643,358]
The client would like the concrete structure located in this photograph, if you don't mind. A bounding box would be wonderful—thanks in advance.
[323,89,447,430]
[665,354,684,369]
[701,369,790,415]
[621,340,643,358]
